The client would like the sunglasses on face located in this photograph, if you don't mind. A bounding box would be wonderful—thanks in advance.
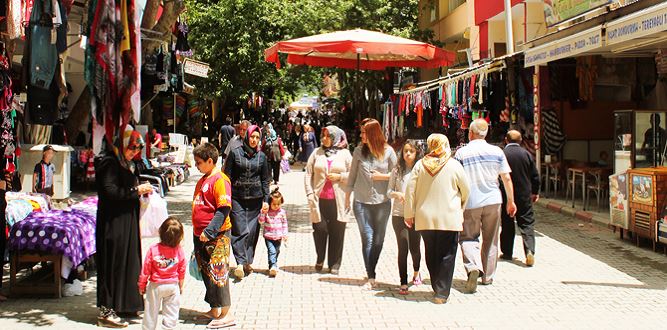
[127,144,143,151]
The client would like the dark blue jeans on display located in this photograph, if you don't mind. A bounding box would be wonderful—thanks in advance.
[230,198,263,266]
[265,239,281,268]
[353,200,391,279]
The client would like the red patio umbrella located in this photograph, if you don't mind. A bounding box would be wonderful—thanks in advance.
[265,29,454,70]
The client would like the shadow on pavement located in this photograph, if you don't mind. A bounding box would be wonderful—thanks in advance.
[374,289,436,302]
[280,265,319,275]
[535,206,667,290]
[317,276,393,289]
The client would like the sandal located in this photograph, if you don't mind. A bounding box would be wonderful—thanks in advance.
[207,318,237,329]
[412,273,422,286]
[398,285,409,295]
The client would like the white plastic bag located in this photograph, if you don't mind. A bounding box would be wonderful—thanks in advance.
[139,193,169,238]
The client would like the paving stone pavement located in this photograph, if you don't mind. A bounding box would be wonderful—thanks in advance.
[2,164,667,329]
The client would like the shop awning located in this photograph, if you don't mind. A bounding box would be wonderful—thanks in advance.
[605,1,667,50]
[524,25,603,68]
[523,1,667,67]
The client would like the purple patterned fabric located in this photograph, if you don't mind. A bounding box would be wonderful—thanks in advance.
[9,209,97,269]
[71,196,99,217]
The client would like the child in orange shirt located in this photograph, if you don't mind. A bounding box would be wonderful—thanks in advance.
[192,143,235,328]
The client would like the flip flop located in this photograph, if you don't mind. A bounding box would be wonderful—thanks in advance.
[207,319,237,329]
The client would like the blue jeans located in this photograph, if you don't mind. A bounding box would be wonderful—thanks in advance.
[353,201,391,279]
[265,239,281,268]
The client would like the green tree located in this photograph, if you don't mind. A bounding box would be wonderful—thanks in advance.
[185,0,435,114]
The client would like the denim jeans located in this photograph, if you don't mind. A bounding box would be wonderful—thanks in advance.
[353,201,391,279]
[265,239,281,269]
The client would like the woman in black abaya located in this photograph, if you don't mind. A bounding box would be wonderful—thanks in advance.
[95,128,153,328]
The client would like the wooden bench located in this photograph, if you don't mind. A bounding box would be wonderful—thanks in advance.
[10,252,62,298]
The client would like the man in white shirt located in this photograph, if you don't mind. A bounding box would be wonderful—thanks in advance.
[453,119,517,294]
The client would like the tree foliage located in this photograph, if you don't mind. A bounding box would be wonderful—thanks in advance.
[184,0,434,109]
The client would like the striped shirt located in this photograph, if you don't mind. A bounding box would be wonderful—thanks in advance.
[259,208,288,241]
[454,139,511,209]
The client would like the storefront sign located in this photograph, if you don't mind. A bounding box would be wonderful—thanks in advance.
[183,59,210,78]
[524,26,602,67]
[544,0,612,26]
[606,2,667,45]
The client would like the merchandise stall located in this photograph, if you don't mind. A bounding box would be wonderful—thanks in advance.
[612,110,667,249]
[391,55,532,150]
[7,196,98,298]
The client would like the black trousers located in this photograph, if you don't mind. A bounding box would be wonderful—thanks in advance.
[193,233,232,308]
[313,199,346,270]
[391,216,421,285]
[230,198,263,266]
[500,200,536,258]
[421,230,458,299]
[269,160,281,183]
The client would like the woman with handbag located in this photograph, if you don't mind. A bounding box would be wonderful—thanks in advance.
[304,126,352,274]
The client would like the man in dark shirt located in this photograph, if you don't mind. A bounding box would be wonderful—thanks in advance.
[500,130,540,267]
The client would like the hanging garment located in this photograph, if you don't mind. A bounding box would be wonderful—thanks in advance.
[29,0,59,89]
[8,0,23,39]
[541,109,567,155]
[174,19,193,56]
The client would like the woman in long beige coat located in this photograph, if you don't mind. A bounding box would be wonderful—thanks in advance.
[304,125,352,274]
[405,134,470,304]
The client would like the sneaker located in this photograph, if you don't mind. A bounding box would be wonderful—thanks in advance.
[233,266,245,279]
[465,270,479,294]
[269,267,278,277]
[97,308,128,328]
[526,252,535,267]
[330,268,339,275]
[314,263,324,273]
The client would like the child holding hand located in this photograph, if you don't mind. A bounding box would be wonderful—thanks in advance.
[259,188,288,277]
[139,217,186,330]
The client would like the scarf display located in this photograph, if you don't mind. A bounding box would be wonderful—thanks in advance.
[243,125,260,157]
[421,134,451,177]
[84,0,141,152]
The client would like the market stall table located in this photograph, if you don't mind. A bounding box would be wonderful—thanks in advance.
[8,209,96,298]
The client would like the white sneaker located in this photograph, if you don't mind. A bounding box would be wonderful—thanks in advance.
[362,279,376,291]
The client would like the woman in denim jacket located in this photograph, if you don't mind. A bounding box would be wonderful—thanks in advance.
[224,125,270,280]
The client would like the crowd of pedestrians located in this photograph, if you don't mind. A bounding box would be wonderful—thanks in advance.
[94,114,540,329]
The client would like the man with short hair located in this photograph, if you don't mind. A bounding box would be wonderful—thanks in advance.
[33,145,56,196]
[500,130,540,266]
[223,120,250,166]
[454,119,516,293]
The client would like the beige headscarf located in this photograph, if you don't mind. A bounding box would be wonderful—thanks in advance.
[421,134,451,176]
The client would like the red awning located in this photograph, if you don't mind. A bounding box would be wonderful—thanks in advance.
[265,29,454,70]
